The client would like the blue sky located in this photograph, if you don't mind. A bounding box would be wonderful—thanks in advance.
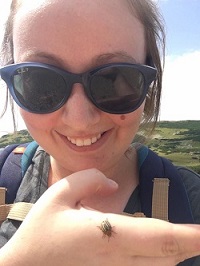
[155,0,200,121]
[158,0,200,55]
[0,0,200,134]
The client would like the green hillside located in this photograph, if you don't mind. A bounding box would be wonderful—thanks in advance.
[1,120,200,173]
[146,120,200,173]
[0,130,33,148]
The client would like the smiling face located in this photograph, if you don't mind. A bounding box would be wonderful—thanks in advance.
[13,0,147,178]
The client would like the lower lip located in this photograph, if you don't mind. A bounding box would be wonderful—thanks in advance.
[58,130,112,153]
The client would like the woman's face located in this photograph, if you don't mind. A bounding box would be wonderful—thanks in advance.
[13,0,146,175]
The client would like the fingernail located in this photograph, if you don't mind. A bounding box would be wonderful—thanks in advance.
[108,179,118,188]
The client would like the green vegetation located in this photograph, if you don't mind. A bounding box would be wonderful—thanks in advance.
[0,130,33,148]
[1,120,200,173]
[146,120,200,174]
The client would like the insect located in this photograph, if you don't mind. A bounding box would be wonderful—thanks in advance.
[98,218,116,240]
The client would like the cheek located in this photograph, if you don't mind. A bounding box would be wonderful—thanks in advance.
[19,109,55,132]
[120,115,126,121]
[110,104,144,127]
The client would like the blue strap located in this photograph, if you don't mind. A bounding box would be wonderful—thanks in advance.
[0,141,38,204]
[139,146,194,224]
[21,141,38,176]
[0,144,19,173]
[0,143,28,203]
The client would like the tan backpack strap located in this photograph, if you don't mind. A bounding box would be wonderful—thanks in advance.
[0,187,6,205]
[0,187,33,223]
[0,202,33,223]
[152,178,170,221]
[0,205,12,223]
[7,202,33,221]
[0,188,9,223]
[123,212,146,218]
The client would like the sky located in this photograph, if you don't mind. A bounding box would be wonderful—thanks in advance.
[156,0,200,121]
[0,0,200,135]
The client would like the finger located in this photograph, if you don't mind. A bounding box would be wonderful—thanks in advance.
[102,215,200,260]
[123,256,185,266]
[39,168,118,207]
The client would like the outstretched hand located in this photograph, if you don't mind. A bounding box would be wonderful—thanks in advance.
[0,168,200,266]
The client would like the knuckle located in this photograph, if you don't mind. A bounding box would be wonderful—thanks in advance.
[161,236,181,256]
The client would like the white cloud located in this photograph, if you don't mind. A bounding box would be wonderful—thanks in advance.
[160,50,200,121]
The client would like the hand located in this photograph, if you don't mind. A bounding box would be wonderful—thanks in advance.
[0,168,200,266]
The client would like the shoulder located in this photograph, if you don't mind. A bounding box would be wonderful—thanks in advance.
[176,166,200,181]
[176,166,200,191]
[176,166,200,223]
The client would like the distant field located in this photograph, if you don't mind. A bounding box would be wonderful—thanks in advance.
[1,120,200,173]
[146,120,200,174]
[0,130,33,148]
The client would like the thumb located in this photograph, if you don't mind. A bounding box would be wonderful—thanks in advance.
[39,168,118,208]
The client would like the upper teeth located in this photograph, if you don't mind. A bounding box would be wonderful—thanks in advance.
[67,133,101,147]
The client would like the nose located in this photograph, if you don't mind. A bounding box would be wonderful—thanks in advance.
[61,83,101,130]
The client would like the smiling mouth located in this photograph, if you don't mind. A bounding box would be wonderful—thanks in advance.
[67,133,102,147]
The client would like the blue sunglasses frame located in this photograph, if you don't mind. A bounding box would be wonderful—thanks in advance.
[0,62,157,114]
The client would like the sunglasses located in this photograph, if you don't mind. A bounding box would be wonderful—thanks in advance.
[0,62,157,114]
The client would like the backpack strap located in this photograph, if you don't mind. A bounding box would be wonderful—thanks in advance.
[0,144,19,171]
[7,202,33,221]
[0,201,33,223]
[0,143,28,204]
[0,182,33,223]
[0,141,38,204]
[139,146,194,224]
[21,141,39,176]
[152,177,170,221]
[0,141,38,223]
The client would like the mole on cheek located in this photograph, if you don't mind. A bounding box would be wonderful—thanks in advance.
[120,115,126,121]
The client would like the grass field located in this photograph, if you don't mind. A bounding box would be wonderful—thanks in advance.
[146,120,200,173]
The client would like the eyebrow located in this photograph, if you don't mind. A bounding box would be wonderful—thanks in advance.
[21,50,137,68]
[93,52,137,65]
[21,51,66,66]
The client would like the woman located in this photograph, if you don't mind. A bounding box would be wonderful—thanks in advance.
[0,0,200,265]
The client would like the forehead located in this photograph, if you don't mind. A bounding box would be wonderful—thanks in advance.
[16,0,135,16]
[15,0,141,32]
[13,0,146,69]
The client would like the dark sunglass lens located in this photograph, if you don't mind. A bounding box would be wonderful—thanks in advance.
[13,67,67,113]
[90,66,145,113]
